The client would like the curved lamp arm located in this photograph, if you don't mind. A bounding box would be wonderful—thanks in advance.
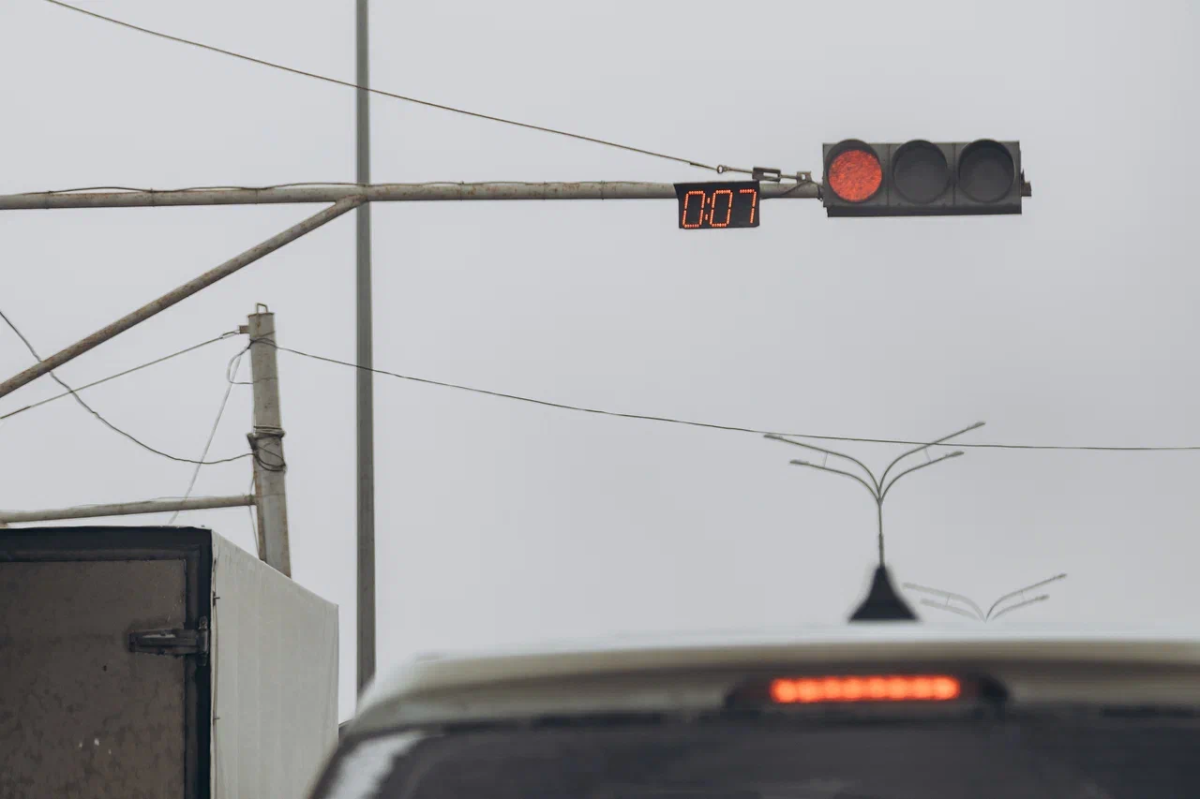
[919,599,982,621]
[990,594,1050,621]
[987,573,1067,619]
[766,434,880,494]
[903,582,984,620]
[880,451,964,502]
[879,421,985,488]
[788,459,880,501]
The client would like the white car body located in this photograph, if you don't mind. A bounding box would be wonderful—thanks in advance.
[347,624,1200,734]
[315,625,1200,799]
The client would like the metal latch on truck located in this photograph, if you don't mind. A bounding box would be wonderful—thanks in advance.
[129,617,209,663]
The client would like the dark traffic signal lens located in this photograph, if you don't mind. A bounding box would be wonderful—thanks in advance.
[958,140,1015,203]
[892,141,950,204]
[827,146,883,203]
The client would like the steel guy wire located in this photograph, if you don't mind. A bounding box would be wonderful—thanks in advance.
[41,0,775,179]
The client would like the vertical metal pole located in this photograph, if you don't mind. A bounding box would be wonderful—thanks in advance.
[876,501,885,566]
[248,307,291,576]
[355,0,377,694]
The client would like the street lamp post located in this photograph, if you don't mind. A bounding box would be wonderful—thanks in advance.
[904,573,1069,621]
[766,421,984,566]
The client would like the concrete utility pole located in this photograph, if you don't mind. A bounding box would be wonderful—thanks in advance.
[355,0,377,694]
[247,306,291,577]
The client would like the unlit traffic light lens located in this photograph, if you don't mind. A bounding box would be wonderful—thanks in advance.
[892,141,950,204]
[827,148,883,203]
[958,140,1015,203]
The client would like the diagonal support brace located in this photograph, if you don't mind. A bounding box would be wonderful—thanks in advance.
[0,196,365,401]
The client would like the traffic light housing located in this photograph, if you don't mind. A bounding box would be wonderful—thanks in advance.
[822,139,1027,217]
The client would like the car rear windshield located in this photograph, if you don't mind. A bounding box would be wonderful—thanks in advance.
[317,714,1200,799]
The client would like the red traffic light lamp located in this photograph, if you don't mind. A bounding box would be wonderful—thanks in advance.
[822,139,1029,216]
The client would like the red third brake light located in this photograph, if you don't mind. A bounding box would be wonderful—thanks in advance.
[770,675,961,704]
[826,148,883,203]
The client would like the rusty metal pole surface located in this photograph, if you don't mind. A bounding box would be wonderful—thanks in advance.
[356,0,377,695]
[0,181,819,211]
[248,308,291,576]
[0,494,254,524]
[0,196,364,402]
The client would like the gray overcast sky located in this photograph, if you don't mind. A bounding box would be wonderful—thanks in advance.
[2,0,1198,719]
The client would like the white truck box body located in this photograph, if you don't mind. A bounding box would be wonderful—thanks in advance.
[0,526,338,799]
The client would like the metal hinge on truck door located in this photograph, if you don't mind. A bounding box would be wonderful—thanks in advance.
[129,617,209,664]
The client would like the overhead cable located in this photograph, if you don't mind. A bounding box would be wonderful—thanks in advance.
[167,346,249,523]
[42,0,744,176]
[0,332,240,421]
[261,340,1200,453]
[0,308,250,465]
[246,474,261,559]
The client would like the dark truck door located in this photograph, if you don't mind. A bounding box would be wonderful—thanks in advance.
[0,527,212,799]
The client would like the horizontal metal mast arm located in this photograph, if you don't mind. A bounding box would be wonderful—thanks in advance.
[0,494,254,524]
[0,181,819,211]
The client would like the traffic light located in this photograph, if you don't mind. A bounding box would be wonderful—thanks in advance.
[822,139,1027,217]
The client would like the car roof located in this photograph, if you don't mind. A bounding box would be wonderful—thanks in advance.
[349,625,1200,735]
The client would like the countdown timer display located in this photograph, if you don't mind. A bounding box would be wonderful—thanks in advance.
[673,181,760,230]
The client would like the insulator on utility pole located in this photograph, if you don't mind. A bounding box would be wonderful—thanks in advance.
[247,305,291,577]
